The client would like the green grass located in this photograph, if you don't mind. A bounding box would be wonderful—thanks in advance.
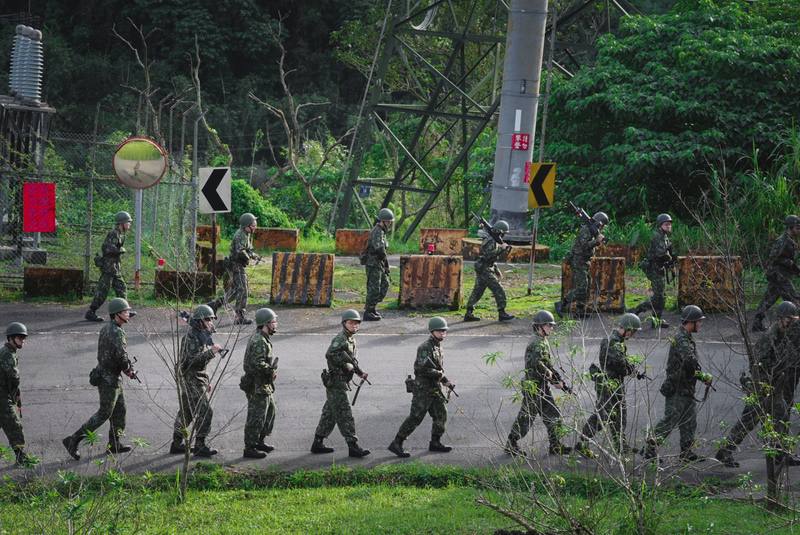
[115,139,163,160]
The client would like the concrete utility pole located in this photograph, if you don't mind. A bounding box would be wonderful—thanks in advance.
[489,0,549,242]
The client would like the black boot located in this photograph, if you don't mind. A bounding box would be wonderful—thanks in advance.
[84,309,103,322]
[348,442,371,458]
[643,438,658,460]
[429,435,452,453]
[548,443,572,455]
[169,440,187,454]
[498,309,515,321]
[107,439,132,454]
[310,435,334,454]
[63,434,82,461]
[504,438,522,456]
[14,448,36,467]
[714,448,739,468]
[679,449,700,463]
[234,314,253,326]
[193,440,218,457]
[463,307,481,322]
[243,447,267,459]
[255,442,275,453]
[363,309,381,321]
[553,301,564,318]
[652,314,670,329]
[388,436,411,458]
[574,441,595,459]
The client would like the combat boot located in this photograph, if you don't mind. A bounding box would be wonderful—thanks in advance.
[348,442,371,458]
[388,436,411,458]
[310,435,334,454]
[714,448,739,468]
[363,308,381,321]
[574,441,595,459]
[553,301,564,318]
[548,443,572,455]
[14,448,36,467]
[498,309,515,322]
[169,440,188,454]
[107,440,132,454]
[243,447,267,459]
[193,440,218,458]
[752,314,767,332]
[679,449,700,463]
[255,442,275,453]
[503,439,522,456]
[234,314,253,326]
[62,434,82,461]
[463,307,481,322]
[429,435,452,453]
[643,439,658,461]
[652,314,670,329]
[84,309,103,322]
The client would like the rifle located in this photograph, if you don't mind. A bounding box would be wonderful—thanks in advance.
[126,356,142,384]
[471,212,508,247]
[14,389,21,417]
[351,375,372,406]
[444,382,459,401]
[636,371,652,381]
[568,201,609,245]
[662,247,677,284]
[554,365,575,395]
[701,381,716,402]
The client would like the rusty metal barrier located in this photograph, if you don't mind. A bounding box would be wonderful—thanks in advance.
[677,255,742,312]
[561,256,626,312]
[335,229,370,256]
[24,266,83,298]
[461,238,550,263]
[398,255,462,309]
[270,252,334,306]
[253,228,299,251]
[154,270,214,299]
[419,228,468,255]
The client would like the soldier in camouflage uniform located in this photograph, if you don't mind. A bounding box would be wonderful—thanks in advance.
[85,211,131,322]
[64,298,138,460]
[715,302,799,468]
[644,305,711,462]
[575,313,642,458]
[388,317,456,458]
[464,220,515,322]
[208,212,260,325]
[169,305,225,457]
[753,215,800,332]
[241,308,279,459]
[630,213,674,329]
[310,309,370,457]
[363,208,394,321]
[504,310,572,456]
[555,212,608,318]
[1,322,35,466]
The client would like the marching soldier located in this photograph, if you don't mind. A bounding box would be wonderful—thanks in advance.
[389,316,455,458]
[630,213,674,328]
[208,212,260,325]
[504,310,572,456]
[310,309,370,457]
[85,211,131,322]
[169,305,225,457]
[575,313,642,458]
[555,211,609,317]
[464,220,515,322]
[753,215,800,332]
[64,298,138,460]
[1,322,35,466]
[363,208,394,321]
[241,308,279,459]
[644,305,711,462]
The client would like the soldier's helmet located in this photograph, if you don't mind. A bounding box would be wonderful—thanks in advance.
[785,215,800,228]
[378,208,395,222]
[115,211,133,224]
[255,308,277,326]
[5,322,28,338]
[680,305,705,323]
[618,313,642,331]
[192,304,217,321]
[239,212,258,228]
[776,301,799,319]
[532,310,556,326]
[108,298,132,316]
[341,309,362,323]
[428,316,449,331]
[592,212,609,226]
[656,213,673,226]
[493,220,510,233]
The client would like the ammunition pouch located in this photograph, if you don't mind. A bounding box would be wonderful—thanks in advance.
[94,255,104,269]
[321,369,331,388]
[659,380,676,397]
[405,375,416,393]
[239,374,253,392]
[359,249,368,266]
[89,367,102,387]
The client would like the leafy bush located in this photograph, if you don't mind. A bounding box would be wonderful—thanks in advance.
[220,179,294,237]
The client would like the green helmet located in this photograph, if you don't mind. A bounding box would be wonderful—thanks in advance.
[656,213,672,226]
[378,208,395,222]
[428,316,449,331]
[115,211,132,224]
[493,220,510,233]
[618,313,642,331]
[680,305,705,323]
[532,310,556,326]
[255,307,277,326]
[5,322,28,337]
[192,304,217,321]
[785,215,800,228]
[776,301,799,318]
[592,212,609,226]
[108,298,132,316]
[341,309,362,323]
[239,212,257,228]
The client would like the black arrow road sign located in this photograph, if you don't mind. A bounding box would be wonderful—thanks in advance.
[529,163,554,206]
[202,168,228,211]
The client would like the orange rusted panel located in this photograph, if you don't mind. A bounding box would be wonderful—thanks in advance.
[253,228,299,251]
[196,224,221,245]
[398,255,462,309]
[195,241,225,275]
[270,252,334,306]
[461,238,550,263]
[560,257,626,312]
[155,270,214,299]
[24,267,84,298]
[677,256,743,313]
[335,229,370,256]
[595,243,641,266]
[419,228,468,256]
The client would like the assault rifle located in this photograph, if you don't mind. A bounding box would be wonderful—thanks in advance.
[351,375,372,406]
[126,356,142,384]
[471,212,509,247]
[568,201,609,245]
[663,251,677,285]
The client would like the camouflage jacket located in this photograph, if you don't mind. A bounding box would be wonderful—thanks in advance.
[98,228,126,273]
[661,326,701,398]
[523,333,559,390]
[642,229,672,273]
[364,224,388,267]
[178,327,216,386]
[325,330,361,389]
[414,336,447,393]
[243,331,276,395]
[766,231,799,278]
[598,330,635,381]
[568,225,602,266]
[751,323,793,387]
[230,228,256,267]
[475,236,507,272]
[0,343,20,400]
[95,321,132,387]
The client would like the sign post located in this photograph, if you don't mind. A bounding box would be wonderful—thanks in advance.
[199,167,232,295]
[526,162,556,294]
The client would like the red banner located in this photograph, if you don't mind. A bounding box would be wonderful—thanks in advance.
[23,182,56,232]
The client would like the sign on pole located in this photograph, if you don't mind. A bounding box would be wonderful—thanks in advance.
[199,167,232,214]
[527,162,556,209]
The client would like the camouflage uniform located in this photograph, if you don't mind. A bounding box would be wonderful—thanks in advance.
[466,236,508,310]
[396,335,448,441]
[314,329,361,445]
[754,231,800,322]
[633,228,672,317]
[364,223,390,310]
[580,330,636,450]
[562,225,602,310]
[0,343,25,450]
[89,228,127,313]
[507,333,566,448]
[241,330,277,449]
[209,228,256,317]
[172,326,216,445]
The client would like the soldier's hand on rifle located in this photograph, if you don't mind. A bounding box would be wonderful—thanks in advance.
[211,343,224,354]
[596,233,605,244]
[358,371,369,381]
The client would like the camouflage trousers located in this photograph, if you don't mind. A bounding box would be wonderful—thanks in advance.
[581,382,627,449]
[173,379,212,443]
[755,271,800,318]
[466,267,507,309]
[209,264,248,315]
[365,264,389,309]
[244,391,276,448]
[651,394,696,451]
[633,269,666,315]
[0,398,24,449]
[74,384,126,443]
[563,260,589,308]
[90,269,127,312]
[721,391,788,452]
[508,388,562,446]
[314,387,357,444]
[397,388,447,440]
